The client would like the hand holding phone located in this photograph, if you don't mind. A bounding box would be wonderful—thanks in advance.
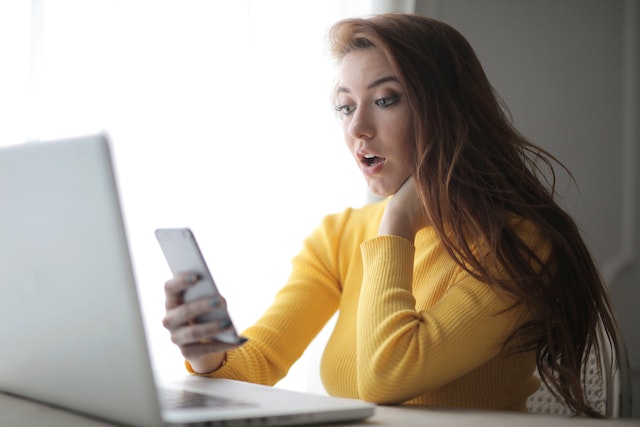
[155,228,241,344]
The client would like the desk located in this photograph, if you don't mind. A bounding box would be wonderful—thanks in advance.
[1,392,639,427]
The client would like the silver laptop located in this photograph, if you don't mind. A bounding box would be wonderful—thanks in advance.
[0,133,374,426]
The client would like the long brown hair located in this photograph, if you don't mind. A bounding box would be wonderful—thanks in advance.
[329,13,620,417]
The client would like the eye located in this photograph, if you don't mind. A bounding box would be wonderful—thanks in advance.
[334,104,356,116]
[374,95,400,108]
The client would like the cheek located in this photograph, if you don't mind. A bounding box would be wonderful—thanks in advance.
[401,141,415,170]
[343,128,356,151]
[395,125,415,169]
[342,118,350,137]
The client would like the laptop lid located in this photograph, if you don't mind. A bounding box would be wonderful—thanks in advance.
[0,133,374,427]
[0,134,165,426]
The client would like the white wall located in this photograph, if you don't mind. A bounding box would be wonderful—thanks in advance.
[415,0,639,417]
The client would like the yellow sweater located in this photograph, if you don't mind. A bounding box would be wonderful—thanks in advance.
[187,200,542,410]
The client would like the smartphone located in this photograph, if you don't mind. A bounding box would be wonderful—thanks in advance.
[155,227,241,344]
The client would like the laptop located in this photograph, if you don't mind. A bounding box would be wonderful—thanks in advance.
[0,133,374,426]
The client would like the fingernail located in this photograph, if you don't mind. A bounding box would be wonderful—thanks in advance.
[210,297,220,307]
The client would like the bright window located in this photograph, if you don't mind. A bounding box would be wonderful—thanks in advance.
[2,0,383,393]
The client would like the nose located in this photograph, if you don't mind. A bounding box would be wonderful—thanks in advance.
[347,106,374,140]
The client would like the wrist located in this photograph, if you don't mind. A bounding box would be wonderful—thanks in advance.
[188,352,226,375]
[378,210,417,242]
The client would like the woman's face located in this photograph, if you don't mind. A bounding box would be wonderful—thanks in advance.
[336,47,413,198]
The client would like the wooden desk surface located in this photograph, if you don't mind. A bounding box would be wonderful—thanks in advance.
[2,391,639,427]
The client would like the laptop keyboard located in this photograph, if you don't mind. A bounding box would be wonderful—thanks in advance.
[158,388,254,410]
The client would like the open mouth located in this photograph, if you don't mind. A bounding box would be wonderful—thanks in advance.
[362,153,385,166]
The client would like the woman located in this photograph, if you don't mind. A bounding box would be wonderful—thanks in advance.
[162,14,620,417]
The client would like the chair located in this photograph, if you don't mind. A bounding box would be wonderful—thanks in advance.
[526,326,632,417]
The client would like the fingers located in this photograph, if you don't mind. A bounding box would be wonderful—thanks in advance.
[163,295,227,330]
[163,273,243,361]
[164,272,197,309]
[170,318,234,346]
[170,319,247,361]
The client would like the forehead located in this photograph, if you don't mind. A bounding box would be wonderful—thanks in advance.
[338,48,397,90]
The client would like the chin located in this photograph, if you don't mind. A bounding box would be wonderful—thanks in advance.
[367,186,393,199]
[366,176,408,198]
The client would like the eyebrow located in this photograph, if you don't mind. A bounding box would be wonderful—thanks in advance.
[337,76,400,94]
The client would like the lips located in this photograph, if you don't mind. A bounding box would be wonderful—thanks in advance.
[358,151,386,174]
[362,153,384,166]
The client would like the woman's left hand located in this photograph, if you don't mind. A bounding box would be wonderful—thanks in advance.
[378,176,430,242]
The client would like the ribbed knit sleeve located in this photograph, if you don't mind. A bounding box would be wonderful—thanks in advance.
[357,235,529,404]
[195,210,348,385]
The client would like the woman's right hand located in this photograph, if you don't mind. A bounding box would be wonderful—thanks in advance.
[162,272,244,374]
